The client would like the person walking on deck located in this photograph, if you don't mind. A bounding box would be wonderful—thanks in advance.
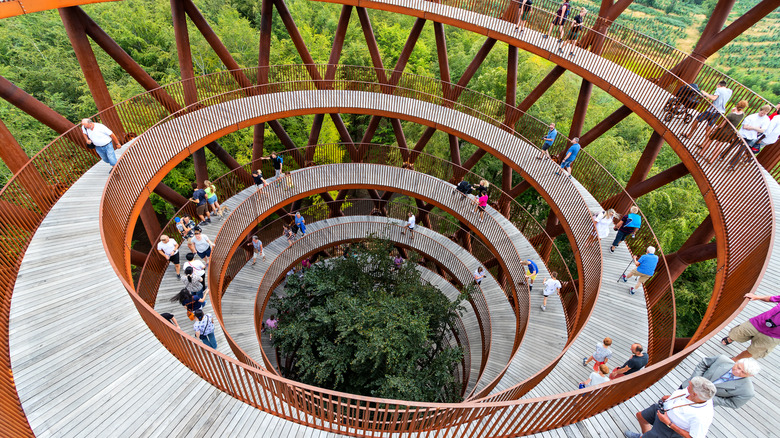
[611,206,641,253]
[401,212,416,239]
[474,191,489,222]
[262,152,283,178]
[541,271,561,311]
[555,138,580,178]
[157,234,181,279]
[583,337,613,371]
[514,0,533,34]
[294,212,307,236]
[248,235,266,265]
[622,246,659,295]
[193,309,217,349]
[722,292,780,361]
[580,363,610,388]
[189,182,211,225]
[521,259,539,292]
[544,0,570,41]
[538,123,558,160]
[474,266,486,285]
[80,118,121,172]
[592,208,616,241]
[192,229,214,265]
[684,80,733,139]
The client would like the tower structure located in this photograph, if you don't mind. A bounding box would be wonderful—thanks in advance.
[1,0,779,436]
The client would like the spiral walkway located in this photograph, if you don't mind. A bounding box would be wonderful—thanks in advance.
[9,133,780,437]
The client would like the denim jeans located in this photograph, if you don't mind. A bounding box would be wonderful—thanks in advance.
[95,141,118,166]
[199,332,217,349]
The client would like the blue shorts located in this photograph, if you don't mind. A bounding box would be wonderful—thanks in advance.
[197,247,212,259]
[207,195,217,205]
[560,159,574,169]
[695,109,720,125]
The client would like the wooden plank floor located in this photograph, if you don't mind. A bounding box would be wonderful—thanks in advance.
[9,151,780,437]
[217,215,491,393]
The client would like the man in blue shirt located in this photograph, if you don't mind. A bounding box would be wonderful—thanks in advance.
[538,122,558,160]
[622,245,658,294]
[189,182,212,225]
[521,259,539,293]
[555,137,581,179]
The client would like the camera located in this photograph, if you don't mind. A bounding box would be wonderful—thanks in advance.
[656,399,667,415]
[766,318,777,328]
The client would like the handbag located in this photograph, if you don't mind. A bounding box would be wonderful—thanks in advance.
[187,310,195,320]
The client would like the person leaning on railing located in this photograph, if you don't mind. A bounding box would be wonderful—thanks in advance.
[722,293,780,361]
[739,104,772,153]
[697,100,747,164]
[610,206,641,253]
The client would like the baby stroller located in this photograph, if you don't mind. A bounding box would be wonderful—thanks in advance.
[662,83,702,124]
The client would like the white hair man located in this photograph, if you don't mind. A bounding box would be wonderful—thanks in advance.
[625,376,716,438]
[621,245,658,295]
[80,118,121,172]
[680,355,760,409]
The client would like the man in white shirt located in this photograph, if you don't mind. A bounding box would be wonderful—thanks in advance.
[739,105,772,150]
[156,234,181,279]
[685,81,733,139]
[624,376,716,438]
[80,118,121,171]
[401,212,416,240]
[541,271,561,311]
[757,116,780,150]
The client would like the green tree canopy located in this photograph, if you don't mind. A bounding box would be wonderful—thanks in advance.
[270,238,467,402]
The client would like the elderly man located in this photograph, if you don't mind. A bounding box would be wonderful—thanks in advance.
[610,343,648,379]
[680,355,760,409]
[739,104,772,152]
[80,118,121,172]
[722,292,780,360]
[624,376,716,438]
[622,246,658,295]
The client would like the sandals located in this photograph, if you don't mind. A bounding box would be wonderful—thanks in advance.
[721,337,733,346]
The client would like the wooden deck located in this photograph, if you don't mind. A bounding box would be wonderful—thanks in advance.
[8,156,780,437]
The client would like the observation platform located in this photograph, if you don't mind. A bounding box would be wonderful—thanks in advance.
[8,143,778,437]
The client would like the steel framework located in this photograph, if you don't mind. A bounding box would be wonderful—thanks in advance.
[1,0,778,435]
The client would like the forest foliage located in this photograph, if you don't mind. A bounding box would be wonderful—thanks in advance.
[270,239,466,402]
[0,0,770,335]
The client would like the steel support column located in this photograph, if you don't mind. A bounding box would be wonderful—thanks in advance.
[59,7,125,139]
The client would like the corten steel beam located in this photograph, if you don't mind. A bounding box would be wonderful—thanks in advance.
[625,162,689,199]
[321,6,359,161]
[75,7,181,113]
[0,120,31,174]
[152,182,188,209]
[204,142,253,186]
[273,0,323,81]
[306,114,325,163]
[252,0,274,161]
[608,132,666,212]
[357,7,389,85]
[579,105,633,148]
[433,21,462,166]
[0,119,54,210]
[757,139,780,171]
[499,45,518,217]
[130,248,149,268]
[60,7,125,138]
[649,217,716,304]
[693,0,780,59]
[182,0,252,89]
[0,0,118,19]
[568,80,593,139]
[356,15,425,158]
[139,200,162,245]
[171,0,207,184]
[0,75,79,141]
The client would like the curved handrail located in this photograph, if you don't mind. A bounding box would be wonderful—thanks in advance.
[242,216,484,393]
[0,62,762,435]
[207,198,498,388]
